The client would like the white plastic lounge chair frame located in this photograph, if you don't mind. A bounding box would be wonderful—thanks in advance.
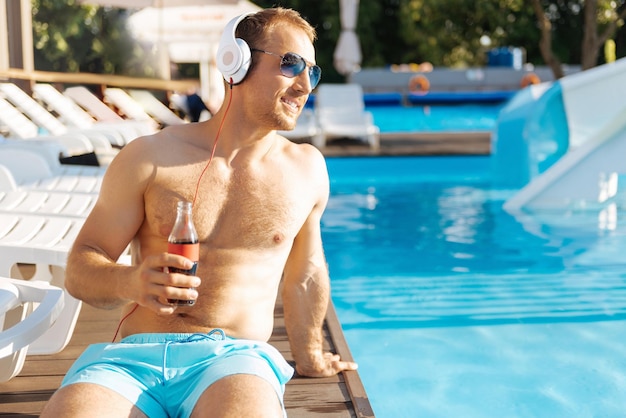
[104,88,160,128]
[0,83,120,157]
[0,277,64,382]
[128,89,187,126]
[0,212,85,357]
[0,190,97,218]
[0,95,96,158]
[63,85,157,139]
[34,83,157,145]
[0,148,103,194]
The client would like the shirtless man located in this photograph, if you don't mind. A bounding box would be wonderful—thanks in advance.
[41,8,357,418]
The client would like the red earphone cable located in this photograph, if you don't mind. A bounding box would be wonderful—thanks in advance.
[192,80,233,207]
[111,83,235,342]
[111,303,138,342]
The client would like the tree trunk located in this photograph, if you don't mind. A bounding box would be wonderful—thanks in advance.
[581,0,598,70]
[530,0,565,79]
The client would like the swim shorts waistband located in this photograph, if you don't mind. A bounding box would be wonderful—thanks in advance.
[120,329,229,344]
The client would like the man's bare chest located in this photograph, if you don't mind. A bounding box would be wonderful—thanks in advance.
[146,166,310,249]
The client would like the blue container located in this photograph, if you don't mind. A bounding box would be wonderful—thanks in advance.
[487,47,523,69]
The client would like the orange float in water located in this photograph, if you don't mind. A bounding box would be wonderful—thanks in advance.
[520,73,541,88]
[408,74,430,93]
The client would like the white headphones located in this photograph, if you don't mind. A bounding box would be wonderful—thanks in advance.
[216,13,255,85]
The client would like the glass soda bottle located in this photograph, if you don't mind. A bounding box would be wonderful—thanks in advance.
[167,200,199,305]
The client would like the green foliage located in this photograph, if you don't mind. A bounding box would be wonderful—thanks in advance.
[253,0,343,81]
[32,0,155,76]
[30,0,626,79]
[397,0,541,68]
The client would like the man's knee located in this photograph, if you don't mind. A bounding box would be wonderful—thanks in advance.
[41,383,146,418]
[191,374,283,418]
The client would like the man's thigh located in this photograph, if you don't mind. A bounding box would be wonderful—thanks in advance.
[191,374,283,418]
[41,383,148,418]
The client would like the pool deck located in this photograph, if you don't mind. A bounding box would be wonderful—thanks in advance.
[320,131,491,157]
[0,283,373,417]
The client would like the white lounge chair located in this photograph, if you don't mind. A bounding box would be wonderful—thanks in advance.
[0,148,103,194]
[278,108,322,142]
[104,88,161,128]
[128,90,187,126]
[0,212,85,356]
[0,138,106,177]
[313,84,380,150]
[64,86,126,122]
[0,277,64,382]
[63,86,156,139]
[0,83,121,160]
[0,95,97,158]
[0,189,97,218]
[32,83,155,146]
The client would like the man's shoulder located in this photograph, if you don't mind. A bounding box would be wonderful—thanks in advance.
[278,135,324,163]
[276,137,328,184]
[124,124,201,151]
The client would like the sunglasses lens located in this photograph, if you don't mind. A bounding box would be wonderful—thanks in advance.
[280,53,306,78]
[309,66,321,88]
[281,53,321,88]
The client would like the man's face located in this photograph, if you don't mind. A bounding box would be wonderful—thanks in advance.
[243,27,317,132]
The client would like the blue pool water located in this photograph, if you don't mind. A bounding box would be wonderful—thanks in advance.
[322,156,626,418]
[366,104,505,133]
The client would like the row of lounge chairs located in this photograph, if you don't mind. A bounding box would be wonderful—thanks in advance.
[0,144,109,382]
[0,83,175,166]
[0,84,144,382]
[1,82,380,156]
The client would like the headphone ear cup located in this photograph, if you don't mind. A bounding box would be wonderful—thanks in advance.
[228,38,251,84]
[216,13,253,85]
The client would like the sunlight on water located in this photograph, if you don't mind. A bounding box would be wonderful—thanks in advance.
[323,156,626,418]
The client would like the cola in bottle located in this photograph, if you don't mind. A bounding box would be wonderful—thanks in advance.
[167,200,199,305]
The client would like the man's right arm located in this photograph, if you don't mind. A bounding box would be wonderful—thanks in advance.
[64,138,198,313]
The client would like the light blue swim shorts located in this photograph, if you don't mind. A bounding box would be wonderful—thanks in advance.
[61,330,294,417]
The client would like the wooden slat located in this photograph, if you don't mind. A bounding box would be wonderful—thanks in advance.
[326,304,376,418]
[0,296,373,417]
[0,68,197,92]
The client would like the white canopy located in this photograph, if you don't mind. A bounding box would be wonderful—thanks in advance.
[127,0,260,108]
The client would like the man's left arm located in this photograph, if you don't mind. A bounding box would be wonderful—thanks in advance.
[282,192,358,377]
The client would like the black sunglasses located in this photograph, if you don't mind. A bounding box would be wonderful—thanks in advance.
[251,49,321,89]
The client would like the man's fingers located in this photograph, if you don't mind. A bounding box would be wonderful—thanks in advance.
[333,358,358,372]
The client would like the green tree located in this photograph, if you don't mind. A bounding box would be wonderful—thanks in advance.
[531,0,626,78]
[30,0,626,83]
[32,0,155,77]
[253,0,342,81]
[396,0,540,68]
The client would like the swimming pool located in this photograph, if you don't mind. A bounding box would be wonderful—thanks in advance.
[366,103,505,133]
[322,156,626,418]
